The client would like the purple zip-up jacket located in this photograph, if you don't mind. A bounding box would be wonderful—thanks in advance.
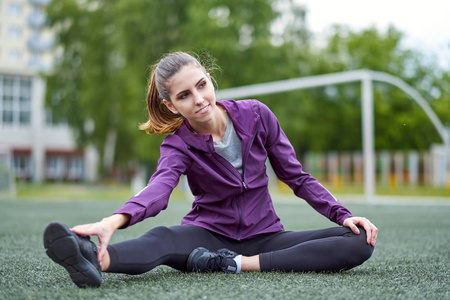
[115,99,353,240]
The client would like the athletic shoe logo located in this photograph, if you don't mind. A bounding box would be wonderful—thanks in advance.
[227,266,237,272]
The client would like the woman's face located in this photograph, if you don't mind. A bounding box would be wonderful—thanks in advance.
[164,65,218,128]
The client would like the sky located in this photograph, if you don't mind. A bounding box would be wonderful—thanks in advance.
[297,0,450,69]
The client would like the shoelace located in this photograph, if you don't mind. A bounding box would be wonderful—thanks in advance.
[217,249,236,257]
[205,252,229,272]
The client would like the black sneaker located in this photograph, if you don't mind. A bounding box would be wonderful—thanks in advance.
[43,221,102,288]
[187,247,239,273]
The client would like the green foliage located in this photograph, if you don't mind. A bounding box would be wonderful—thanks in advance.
[44,0,450,175]
[285,25,450,152]
[45,0,303,173]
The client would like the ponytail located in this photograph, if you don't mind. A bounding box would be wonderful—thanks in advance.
[139,66,184,134]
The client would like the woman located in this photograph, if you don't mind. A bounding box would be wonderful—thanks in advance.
[44,51,378,288]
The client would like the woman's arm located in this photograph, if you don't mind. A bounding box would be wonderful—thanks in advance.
[71,214,131,262]
[257,101,378,246]
[114,136,191,228]
[258,101,352,224]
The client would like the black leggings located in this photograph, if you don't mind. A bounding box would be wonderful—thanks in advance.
[106,225,374,274]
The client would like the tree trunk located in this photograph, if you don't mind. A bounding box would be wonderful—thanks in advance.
[103,129,117,175]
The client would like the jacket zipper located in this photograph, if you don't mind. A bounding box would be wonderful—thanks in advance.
[237,115,261,239]
[241,115,260,182]
[206,115,260,240]
[237,115,260,240]
[206,138,246,240]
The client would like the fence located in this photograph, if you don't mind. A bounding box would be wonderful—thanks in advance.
[301,145,448,190]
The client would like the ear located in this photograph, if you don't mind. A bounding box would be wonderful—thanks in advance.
[162,99,179,114]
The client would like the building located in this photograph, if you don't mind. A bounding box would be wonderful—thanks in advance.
[0,0,98,182]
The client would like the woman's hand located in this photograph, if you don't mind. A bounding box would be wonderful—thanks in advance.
[343,216,378,247]
[71,214,130,262]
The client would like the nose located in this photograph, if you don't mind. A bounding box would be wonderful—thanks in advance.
[193,90,204,106]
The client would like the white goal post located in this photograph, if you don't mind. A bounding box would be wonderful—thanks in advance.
[216,69,450,202]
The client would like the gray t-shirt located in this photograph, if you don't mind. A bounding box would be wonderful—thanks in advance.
[213,114,243,175]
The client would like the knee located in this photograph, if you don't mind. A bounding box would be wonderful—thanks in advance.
[141,226,173,247]
[344,227,374,267]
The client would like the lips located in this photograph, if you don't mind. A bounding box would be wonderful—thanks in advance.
[196,104,210,114]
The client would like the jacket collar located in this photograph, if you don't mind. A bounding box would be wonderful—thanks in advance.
[175,119,211,152]
[219,99,257,139]
[174,99,258,151]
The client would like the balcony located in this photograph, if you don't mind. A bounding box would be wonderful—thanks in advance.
[28,0,51,6]
[28,57,52,72]
[27,35,53,52]
[27,11,46,28]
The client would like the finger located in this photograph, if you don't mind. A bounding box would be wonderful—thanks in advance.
[71,224,90,234]
[97,233,112,263]
[349,222,360,235]
[363,220,378,246]
[71,223,98,236]
[98,243,107,263]
[370,225,378,246]
[360,219,373,245]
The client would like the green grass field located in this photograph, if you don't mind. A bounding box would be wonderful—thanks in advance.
[1,196,449,300]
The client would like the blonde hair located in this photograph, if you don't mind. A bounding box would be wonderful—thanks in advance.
[139,52,209,134]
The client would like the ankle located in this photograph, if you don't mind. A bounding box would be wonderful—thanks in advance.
[233,255,242,273]
[240,255,261,271]
[101,251,110,272]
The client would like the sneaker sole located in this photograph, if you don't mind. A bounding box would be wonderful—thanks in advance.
[43,221,101,288]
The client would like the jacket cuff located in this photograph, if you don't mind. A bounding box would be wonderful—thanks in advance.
[337,212,354,226]
[113,202,146,228]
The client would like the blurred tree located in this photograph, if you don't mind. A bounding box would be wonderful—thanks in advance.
[283,25,450,152]
[45,0,449,177]
[45,0,308,175]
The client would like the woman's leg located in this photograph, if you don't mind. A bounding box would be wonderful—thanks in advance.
[185,227,374,273]
[105,225,235,274]
[252,227,374,272]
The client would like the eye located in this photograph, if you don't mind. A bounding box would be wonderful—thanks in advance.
[178,92,189,100]
[198,81,207,89]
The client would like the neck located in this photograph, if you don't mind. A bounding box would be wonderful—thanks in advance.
[190,105,227,142]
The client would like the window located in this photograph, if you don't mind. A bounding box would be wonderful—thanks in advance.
[2,78,14,125]
[8,26,22,39]
[13,152,32,179]
[45,153,84,181]
[67,156,83,180]
[46,155,65,180]
[7,49,21,63]
[0,75,32,126]
[19,79,31,124]
[8,3,22,16]
[29,52,41,66]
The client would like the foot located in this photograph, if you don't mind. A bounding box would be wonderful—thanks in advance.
[187,247,238,273]
[43,221,102,288]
